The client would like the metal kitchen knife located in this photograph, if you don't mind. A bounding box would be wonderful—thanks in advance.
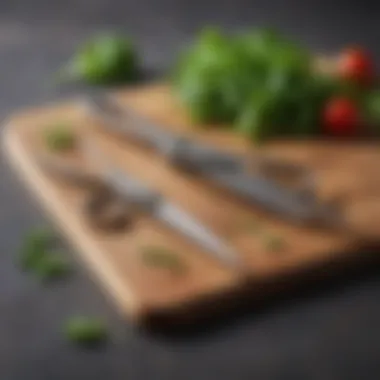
[80,138,244,269]
[83,94,342,228]
[83,94,242,172]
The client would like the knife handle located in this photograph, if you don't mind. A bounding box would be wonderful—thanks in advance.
[102,170,161,213]
[169,142,317,200]
[166,139,243,174]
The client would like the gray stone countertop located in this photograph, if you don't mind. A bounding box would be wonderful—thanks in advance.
[0,1,379,379]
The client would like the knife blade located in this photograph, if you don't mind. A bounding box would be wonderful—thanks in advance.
[207,171,342,228]
[83,94,243,172]
[81,138,244,269]
[83,94,341,228]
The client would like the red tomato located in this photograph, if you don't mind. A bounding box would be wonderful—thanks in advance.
[323,97,359,136]
[338,47,374,85]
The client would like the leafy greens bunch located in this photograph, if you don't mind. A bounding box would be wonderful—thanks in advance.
[58,33,139,85]
[171,28,350,141]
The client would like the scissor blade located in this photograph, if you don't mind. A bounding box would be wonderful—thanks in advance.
[153,200,242,268]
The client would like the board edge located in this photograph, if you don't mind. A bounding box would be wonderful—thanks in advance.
[1,120,145,323]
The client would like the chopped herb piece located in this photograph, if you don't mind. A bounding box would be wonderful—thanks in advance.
[45,125,75,152]
[365,90,380,130]
[26,227,55,248]
[18,227,55,270]
[140,247,186,274]
[57,33,139,85]
[35,254,71,281]
[19,243,45,270]
[64,316,107,345]
[17,227,71,281]
[264,235,286,252]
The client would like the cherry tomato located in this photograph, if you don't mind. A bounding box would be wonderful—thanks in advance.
[323,97,359,136]
[338,47,375,85]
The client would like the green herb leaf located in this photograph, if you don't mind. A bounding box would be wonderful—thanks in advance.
[35,253,70,282]
[18,228,71,282]
[64,316,107,345]
[140,246,186,274]
[44,124,76,152]
[172,28,241,124]
[18,227,55,270]
[58,33,139,85]
[172,27,352,141]
[237,88,280,142]
[364,90,380,129]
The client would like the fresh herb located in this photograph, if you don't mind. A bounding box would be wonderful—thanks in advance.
[64,316,107,345]
[45,125,75,152]
[140,246,186,274]
[173,28,313,133]
[172,28,246,124]
[172,27,374,141]
[35,253,70,282]
[237,88,284,142]
[365,90,380,130]
[18,227,55,270]
[263,235,286,253]
[18,227,71,281]
[57,33,139,85]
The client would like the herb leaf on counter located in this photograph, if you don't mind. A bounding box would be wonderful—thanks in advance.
[57,33,139,85]
[64,316,107,345]
[18,227,71,281]
[45,124,76,152]
[35,253,71,282]
[19,228,55,270]
[140,246,187,274]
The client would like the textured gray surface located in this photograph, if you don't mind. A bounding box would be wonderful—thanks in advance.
[0,1,380,379]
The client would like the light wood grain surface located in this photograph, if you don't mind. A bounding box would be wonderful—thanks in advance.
[3,83,380,323]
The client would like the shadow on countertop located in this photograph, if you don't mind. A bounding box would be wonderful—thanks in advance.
[139,246,380,342]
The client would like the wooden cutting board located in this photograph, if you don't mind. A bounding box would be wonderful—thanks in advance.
[3,83,380,325]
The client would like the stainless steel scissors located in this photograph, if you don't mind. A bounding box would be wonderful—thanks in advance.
[83,94,342,229]
[35,139,243,270]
